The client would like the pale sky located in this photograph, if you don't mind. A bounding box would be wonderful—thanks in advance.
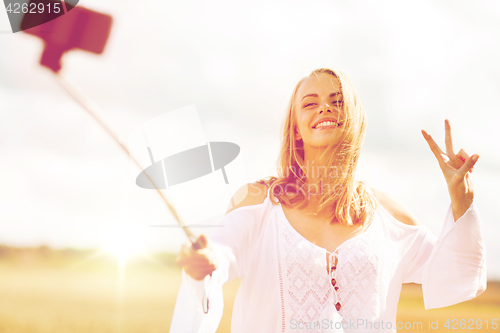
[1,0,499,278]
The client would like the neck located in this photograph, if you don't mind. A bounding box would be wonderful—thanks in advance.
[301,145,343,191]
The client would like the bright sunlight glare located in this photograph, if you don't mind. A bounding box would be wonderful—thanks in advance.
[103,223,144,267]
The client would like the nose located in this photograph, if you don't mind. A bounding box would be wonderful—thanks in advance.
[319,102,332,114]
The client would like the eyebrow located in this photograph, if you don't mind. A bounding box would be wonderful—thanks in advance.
[301,92,342,101]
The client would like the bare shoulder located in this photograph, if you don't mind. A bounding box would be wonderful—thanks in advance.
[370,188,420,226]
[225,182,269,216]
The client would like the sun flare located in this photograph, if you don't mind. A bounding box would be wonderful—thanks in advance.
[103,224,143,267]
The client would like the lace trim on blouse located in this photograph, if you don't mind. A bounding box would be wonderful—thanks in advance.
[275,202,383,331]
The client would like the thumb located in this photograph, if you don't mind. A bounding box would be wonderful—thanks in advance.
[192,234,208,250]
[199,234,208,246]
[458,154,479,178]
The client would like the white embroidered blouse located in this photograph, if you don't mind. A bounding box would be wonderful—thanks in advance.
[170,188,486,333]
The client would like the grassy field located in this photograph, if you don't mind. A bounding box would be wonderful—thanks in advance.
[0,246,498,332]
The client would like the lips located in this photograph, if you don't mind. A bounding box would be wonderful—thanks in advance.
[312,118,338,129]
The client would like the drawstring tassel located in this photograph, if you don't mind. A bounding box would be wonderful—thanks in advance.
[318,302,344,333]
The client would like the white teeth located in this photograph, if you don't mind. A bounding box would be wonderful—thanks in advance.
[315,121,337,128]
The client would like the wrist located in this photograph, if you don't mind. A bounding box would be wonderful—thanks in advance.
[450,195,473,222]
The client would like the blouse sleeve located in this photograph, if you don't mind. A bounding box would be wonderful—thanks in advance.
[170,199,270,332]
[401,201,487,309]
[169,245,232,333]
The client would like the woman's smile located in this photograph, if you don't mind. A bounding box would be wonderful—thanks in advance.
[314,121,341,130]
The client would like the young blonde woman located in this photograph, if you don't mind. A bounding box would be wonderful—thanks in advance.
[171,69,486,333]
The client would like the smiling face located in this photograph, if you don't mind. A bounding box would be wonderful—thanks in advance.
[275,68,371,224]
[293,73,345,150]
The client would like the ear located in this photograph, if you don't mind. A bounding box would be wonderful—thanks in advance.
[294,127,302,141]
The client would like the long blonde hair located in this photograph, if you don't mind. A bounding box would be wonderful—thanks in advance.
[257,68,377,226]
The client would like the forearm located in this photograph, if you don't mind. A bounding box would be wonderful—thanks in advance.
[448,175,474,222]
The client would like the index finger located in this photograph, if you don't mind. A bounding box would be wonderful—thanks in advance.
[421,130,448,166]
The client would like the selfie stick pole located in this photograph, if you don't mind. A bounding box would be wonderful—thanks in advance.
[54,71,204,249]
